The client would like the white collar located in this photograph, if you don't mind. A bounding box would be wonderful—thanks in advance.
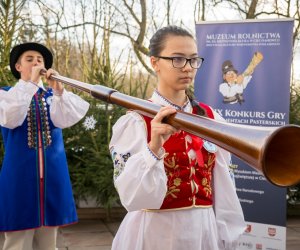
[150,89,192,112]
[19,79,47,91]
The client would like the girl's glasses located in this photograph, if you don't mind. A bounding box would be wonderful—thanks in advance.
[156,56,204,69]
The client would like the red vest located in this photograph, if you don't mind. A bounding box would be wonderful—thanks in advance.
[143,103,216,210]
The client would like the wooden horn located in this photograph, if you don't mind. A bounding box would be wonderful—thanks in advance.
[41,70,300,187]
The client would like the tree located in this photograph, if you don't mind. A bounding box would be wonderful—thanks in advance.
[194,0,207,22]
[0,0,26,86]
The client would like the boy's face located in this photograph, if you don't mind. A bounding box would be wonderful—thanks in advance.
[15,50,45,81]
[223,70,238,84]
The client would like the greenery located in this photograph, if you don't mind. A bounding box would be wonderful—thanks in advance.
[0,69,14,168]
[289,85,300,207]
[290,85,300,126]
[0,67,15,86]
[63,96,125,211]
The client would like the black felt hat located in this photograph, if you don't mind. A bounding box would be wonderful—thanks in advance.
[222,60,238,74]
[10,42,53,79]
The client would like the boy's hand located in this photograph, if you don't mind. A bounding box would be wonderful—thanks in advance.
[45,68,64,95]
[236,75,244,84]
[30,65,45,84]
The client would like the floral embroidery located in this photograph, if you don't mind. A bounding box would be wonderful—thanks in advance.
[204,154,216,170]
[164,153,181,198]
[111,148,131,181]
[202,177,212,196]
[122,153,131,162]
[166,185,181,198]
[198,154,215,197]
[173,178,181,186]
[164,153,183,199]
[164,155,179,170]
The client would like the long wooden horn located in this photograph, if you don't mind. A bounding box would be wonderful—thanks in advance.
[42,71,300,187]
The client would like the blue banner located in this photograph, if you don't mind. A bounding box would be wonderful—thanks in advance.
[195,19,294,249]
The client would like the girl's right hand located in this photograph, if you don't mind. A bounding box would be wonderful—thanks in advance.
[148,106,178,155]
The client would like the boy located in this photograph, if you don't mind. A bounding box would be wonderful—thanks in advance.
[0,42,89,249]
[218,60,252,104]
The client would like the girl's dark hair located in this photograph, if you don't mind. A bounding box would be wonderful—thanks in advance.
[149,25,207,117]
[186,88,207,117]
[149,25,194,57]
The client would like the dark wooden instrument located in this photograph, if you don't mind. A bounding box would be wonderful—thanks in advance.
[42,71,300,187]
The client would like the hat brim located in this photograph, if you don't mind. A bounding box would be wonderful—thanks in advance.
[223,68,238,74]
[10,42,53,79]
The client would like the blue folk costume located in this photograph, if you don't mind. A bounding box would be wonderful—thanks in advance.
[0,87,78,231]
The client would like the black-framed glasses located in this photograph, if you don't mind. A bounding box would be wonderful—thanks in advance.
[156,56,204,69]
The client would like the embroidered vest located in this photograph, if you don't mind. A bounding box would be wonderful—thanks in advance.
[142,103,216,210]
[0,87,78,231]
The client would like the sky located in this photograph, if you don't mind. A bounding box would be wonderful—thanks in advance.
[27,0,300,81]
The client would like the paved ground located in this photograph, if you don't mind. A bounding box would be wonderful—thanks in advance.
[0,216,299,249]
[286,216,300,250]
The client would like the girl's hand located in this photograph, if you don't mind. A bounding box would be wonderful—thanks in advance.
[148,106,178,155]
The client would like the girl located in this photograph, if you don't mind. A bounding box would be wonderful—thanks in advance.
[109,26,245,250]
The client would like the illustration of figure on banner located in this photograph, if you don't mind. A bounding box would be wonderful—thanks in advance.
[219,52,263,105]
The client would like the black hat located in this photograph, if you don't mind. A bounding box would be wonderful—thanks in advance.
[10,42,53,79]
[222,60,238,74]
